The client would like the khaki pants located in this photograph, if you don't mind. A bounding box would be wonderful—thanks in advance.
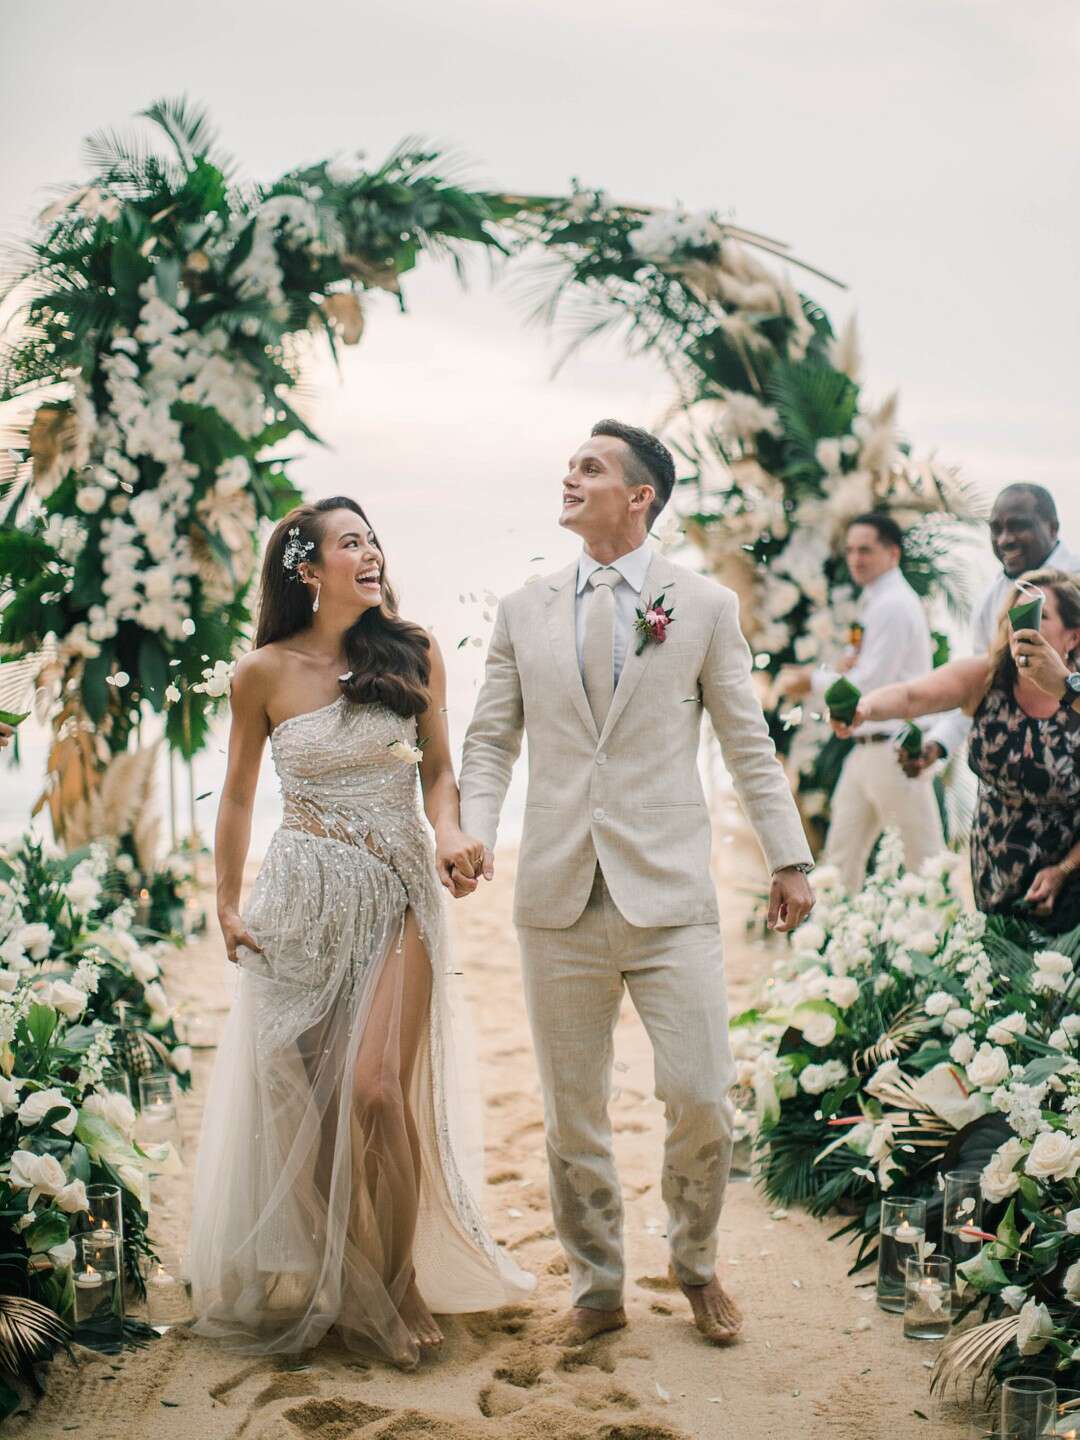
[517,865,734,1310]
[825,740,945,892]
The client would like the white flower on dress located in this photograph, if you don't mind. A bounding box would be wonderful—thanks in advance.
[387,739,424,765]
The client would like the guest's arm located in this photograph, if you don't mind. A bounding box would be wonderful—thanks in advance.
[1025,840,1080,919]
[830,656,990,737]
[459,601,524,879]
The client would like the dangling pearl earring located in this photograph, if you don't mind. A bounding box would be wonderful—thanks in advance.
[312,580,321,614]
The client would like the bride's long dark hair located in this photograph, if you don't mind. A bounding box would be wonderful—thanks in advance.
[253,497,431,719]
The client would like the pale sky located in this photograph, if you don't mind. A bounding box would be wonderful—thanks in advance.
[2,0,1078,848]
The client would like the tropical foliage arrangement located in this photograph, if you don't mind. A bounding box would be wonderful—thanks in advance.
[736,831,1080,1393]
[525,189,982,829]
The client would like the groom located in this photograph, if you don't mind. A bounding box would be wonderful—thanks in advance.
[459,420,814,1345]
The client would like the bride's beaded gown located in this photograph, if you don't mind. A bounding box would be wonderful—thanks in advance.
[188,696,533,1362]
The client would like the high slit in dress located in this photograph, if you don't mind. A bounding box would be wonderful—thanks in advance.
[187,696,533,1362]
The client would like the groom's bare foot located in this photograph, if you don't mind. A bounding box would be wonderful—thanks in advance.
[674,1271,742,1344]
[401,1279,444,1349]
[547,1305,627,1347]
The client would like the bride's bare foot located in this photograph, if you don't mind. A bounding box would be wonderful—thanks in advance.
[546,1305,627,1347]
[400,1279,444,1349]
[673,1270,742,1344]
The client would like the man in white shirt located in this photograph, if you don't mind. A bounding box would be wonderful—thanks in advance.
[778,513,944,890]
[906,484,1080,772]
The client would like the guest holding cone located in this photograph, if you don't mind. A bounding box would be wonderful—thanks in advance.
[830,569,1080,932]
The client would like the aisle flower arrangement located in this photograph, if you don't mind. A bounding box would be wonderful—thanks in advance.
[0,835,191,1086]
[738,831,1080,1390]
[526,190,982,830]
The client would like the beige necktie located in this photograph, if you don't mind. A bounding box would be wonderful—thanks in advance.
[582,568,621,729]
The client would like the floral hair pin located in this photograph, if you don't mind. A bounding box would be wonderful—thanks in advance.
[282,525,314,576]
[633,589,675,655]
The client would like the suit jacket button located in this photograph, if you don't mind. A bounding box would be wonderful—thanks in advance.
[595,752,607,765]
[593,808,605,822]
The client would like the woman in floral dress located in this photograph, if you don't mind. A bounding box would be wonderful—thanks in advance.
[829,568,1080,932]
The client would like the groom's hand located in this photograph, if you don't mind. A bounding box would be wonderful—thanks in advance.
[767,867,815,932]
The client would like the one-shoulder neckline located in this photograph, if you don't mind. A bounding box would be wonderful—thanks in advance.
[270,694,347,741]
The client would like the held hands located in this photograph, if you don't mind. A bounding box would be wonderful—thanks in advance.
[1012,628,1069,697]
[436,826,492,899]
[768,867,815,932]
[897,741,945,778]
[219,907,264,966]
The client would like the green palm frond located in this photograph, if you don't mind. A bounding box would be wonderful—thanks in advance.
[140,95,229,172]
[767,358,858,461]
[0,1293,69,1373]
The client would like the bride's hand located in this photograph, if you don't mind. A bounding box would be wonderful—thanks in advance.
[436,827,485,899]
[829,699,870,739]
[219,908,264,965]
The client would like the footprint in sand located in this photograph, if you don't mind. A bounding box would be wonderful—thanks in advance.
[634,1274,679,1293]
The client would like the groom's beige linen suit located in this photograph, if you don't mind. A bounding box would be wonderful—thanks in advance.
[460,546,811,1309]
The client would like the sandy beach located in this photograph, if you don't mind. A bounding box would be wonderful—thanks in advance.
[21,827,977,1440]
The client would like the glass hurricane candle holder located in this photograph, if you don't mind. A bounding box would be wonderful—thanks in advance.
[903,1255,952,1340]
[876,1196,927,1313]
[140,1248,194,1333]
[1051,1390,1080,1439]
[80,1183,123,1244]
[137,1072,183,1166]
[1000,1376,1057,1439]
[729,1086,755,1182]
[942,1169,984,1284]
[97,1068,132,1102]
[73,1231,124,1353]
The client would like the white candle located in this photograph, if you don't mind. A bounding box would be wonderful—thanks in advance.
[893,1221,922,1243]
[74,1266,103,1290]
[149,1266,176,1288]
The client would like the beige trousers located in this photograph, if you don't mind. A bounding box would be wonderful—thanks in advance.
[517,865,735,1310]
[824,740,945,892]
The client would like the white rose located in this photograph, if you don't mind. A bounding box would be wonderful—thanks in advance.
[82,1089,136,1139]
[34,979,86,1021]
[967,1044,1010,1090]
[981,1137,1026,1203]
[924,991,953,1017]
[387,738,423,764]
[1000,1285,1028,1311]
[825,975,860,1010]
[1066,1208,1080,1235]
[1016,1299,1055,1356]
[18,1087,78,1135]
[18,923,53,960]
[1033,950,1073,978]
[48,1238,76,1269]
[66,865,101,911]
[143,981,171,1017]
[0,1076,22,1115]
[0,969,19,995]
[1025,1130,1080,1183]
[795,1007,837,1049]
[794,921,826,952]
[1033,969,1069,995]
[7,1150,66,1203]
[987,1012,1028,1046]
[1050,1028,1070,1050]
[1063,1015,1080,1038]
[0,935,28,969]
[943,1007,974,1034]
[1064,1261,1080,1304]
[130,949,160,985]
[54,1178,89,1213]
[170,1045,192,1075]
[949,1033,976,1067]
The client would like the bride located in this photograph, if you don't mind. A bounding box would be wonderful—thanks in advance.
[187,496,533,1366]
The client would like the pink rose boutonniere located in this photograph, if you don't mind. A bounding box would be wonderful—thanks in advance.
[633,589,675,655]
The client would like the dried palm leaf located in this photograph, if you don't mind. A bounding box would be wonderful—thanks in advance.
[930,1314,1019,1398]
[0,1293,68,1372]
[852,1002,932,1075]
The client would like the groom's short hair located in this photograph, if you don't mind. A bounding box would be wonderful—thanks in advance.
[591,419,675,528]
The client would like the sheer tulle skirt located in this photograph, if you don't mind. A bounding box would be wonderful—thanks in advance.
[187,826,532,1363]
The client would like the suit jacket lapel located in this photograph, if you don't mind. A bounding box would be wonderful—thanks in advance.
[544,563,599,741]
[597,553,676,748]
